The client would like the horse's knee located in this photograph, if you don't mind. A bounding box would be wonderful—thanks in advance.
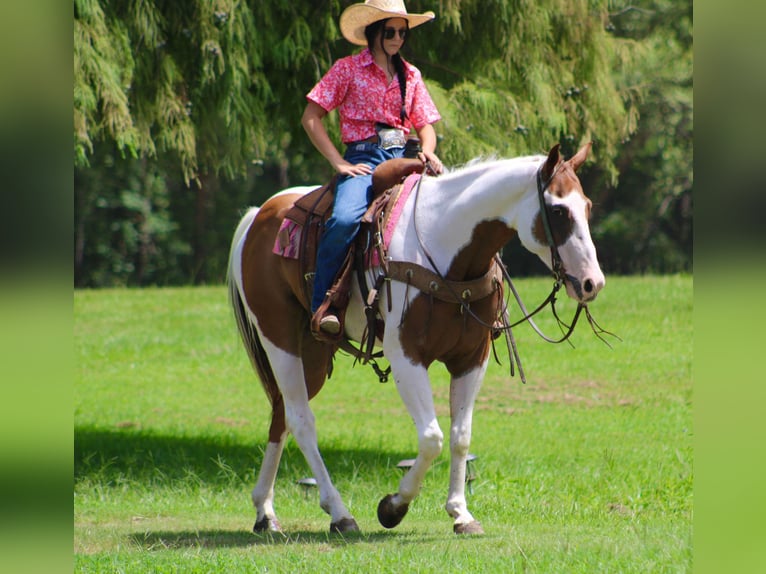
[450,427,472,457]
[419,424,444,460]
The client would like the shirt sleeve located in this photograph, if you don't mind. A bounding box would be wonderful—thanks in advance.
[306,58,350,113]
[406,67,441,130]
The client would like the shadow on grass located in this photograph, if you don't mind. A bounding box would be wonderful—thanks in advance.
[129,528,434,549]
[75,426,414,486]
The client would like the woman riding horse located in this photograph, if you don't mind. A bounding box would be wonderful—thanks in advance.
[302,0,444,337]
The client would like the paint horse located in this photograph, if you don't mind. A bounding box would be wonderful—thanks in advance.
[227,142,605,535]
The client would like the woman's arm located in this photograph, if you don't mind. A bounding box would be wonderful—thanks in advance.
[415,123,443,174]
[302,101,372,177]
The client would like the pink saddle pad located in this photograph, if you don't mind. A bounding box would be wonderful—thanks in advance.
[272,173,421,266]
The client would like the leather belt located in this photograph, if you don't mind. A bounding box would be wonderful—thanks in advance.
[348,136,421,148]
[348,136,379,145]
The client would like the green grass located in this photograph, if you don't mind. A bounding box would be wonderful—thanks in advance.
[74,275,692,572]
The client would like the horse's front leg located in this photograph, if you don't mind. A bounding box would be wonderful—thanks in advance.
[445,363,487,534]
[377,351,443,529]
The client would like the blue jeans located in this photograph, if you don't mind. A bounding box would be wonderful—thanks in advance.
[311,142,404,313]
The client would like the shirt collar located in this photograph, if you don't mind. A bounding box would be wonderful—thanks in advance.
[357,48,411,73]
[358,48,375,67]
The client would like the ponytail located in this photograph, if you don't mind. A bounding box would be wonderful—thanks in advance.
[392,53,408,123]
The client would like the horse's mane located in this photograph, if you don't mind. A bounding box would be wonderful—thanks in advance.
[440,153,546,180]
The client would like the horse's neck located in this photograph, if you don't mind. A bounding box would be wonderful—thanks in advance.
[430,158,539,215]
[406,159,539,277]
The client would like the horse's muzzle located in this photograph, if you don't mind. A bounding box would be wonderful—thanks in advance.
[565,272,605,303]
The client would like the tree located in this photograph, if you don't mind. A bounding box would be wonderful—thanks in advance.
[75,0,639,179]
[75,0,261,281]
[74,0,689,286]
[411,0,637,179]
[585,0,693,273]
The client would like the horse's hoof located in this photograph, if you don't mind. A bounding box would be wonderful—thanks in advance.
[253,516,282,533]
[454,520,484,535]
[330,517,360,533]
[377,494,409,529]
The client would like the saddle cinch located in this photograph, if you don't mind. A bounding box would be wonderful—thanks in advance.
[273,158,424,345]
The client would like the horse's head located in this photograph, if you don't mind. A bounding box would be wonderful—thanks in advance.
[520,142,605,304]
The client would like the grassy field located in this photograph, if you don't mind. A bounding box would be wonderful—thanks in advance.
[74,275,692,572]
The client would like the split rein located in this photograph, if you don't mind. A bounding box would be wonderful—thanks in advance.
[410,161,620,380]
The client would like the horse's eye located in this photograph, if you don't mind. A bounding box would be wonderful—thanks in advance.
[551,206,565,218]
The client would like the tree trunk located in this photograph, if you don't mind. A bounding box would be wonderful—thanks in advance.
[73,171,90,287]
[192,173,216,284]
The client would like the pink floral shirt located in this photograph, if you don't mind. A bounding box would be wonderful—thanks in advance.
[307,48,441,144]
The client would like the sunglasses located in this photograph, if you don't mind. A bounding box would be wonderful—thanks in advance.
[383,27,408,40]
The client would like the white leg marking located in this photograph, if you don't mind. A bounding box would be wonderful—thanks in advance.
[252,438,285,523]
[256,334,353,524]
[445,363,487,525]
[385,345,444,505]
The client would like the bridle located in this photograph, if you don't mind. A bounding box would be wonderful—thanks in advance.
[412,160,619,381]
[412,160,574,336]
[536,165,567,288]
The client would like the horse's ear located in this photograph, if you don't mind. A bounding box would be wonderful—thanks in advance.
[541,144,561,181]
[568,141,593,172]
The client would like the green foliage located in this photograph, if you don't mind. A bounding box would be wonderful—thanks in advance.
[74,147,192,286]
[74,277,692,570]
[73,0,692,285]
[74,0,637,180]
[74,0,268,183]
[410,0,637,173]
[74,0,138,164]
[587,0,692,273]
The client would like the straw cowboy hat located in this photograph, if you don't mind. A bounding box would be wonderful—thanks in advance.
[340,0,435,46]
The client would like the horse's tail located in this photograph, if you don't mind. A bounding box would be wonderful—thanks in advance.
[227,207,281,407]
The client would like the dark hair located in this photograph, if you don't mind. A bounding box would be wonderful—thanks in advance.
[364,19,409,123]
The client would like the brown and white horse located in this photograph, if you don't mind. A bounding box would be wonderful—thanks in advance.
[227,143,604,535]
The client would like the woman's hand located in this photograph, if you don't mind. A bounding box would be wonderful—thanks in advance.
[418,150,444,175]
[414,124,444,175]
[334,160,373,177]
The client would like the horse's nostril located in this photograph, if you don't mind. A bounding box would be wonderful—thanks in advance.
[584,279,594,293]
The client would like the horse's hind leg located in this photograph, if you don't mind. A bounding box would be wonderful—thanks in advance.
[260,334,359,533]
[299,333,360,533]
[252,396,286,533]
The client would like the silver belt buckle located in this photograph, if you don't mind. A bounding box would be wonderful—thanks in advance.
[377,127,406,150]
